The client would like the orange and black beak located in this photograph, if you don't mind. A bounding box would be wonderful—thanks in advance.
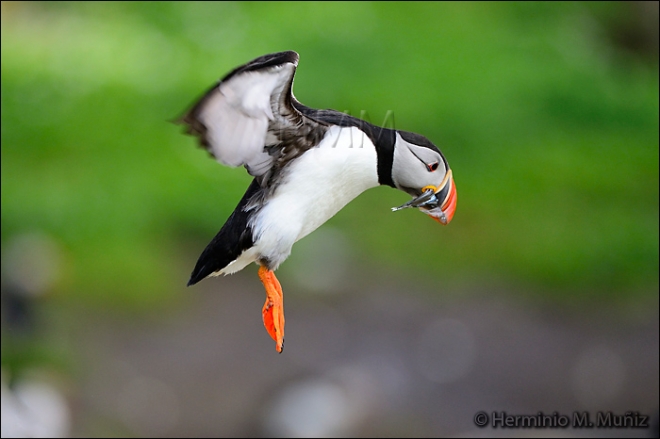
[391,170,457,225]
[424,169,457,225]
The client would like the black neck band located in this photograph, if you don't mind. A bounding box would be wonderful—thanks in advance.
[374,128,396,187]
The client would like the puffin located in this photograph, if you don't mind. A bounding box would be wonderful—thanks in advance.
[180,51,457,353]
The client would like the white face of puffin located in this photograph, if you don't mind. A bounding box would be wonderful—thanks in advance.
[391,132,457,225]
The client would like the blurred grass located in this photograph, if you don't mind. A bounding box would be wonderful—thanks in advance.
[1,1,658,312]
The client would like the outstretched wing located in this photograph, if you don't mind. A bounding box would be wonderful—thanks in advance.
[180,51,327,184]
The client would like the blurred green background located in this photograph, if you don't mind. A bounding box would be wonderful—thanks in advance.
[1,1,658,437]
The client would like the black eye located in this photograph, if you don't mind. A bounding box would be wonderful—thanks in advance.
[427,162,439,172]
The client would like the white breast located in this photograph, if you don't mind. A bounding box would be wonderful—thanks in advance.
[221,126,379,274]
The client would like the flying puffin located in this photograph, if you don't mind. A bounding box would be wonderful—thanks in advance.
[180,51,457,353]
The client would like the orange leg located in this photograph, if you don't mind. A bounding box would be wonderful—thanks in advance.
[258,266,285,353]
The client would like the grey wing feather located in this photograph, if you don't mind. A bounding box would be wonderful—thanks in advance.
[179,51,327,185]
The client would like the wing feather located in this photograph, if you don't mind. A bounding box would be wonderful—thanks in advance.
[180,51,323,183]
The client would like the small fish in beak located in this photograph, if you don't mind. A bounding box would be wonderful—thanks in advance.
[391,170,457,225]
[391,189,437,211]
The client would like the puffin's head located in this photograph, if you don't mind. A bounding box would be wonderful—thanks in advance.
[390,131,457,225]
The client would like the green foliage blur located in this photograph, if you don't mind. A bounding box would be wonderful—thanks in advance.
[2,1,658,312]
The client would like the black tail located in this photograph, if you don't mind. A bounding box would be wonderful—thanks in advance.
[187,179,261,286]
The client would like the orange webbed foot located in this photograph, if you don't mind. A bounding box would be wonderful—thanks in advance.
[258,266,285,353]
